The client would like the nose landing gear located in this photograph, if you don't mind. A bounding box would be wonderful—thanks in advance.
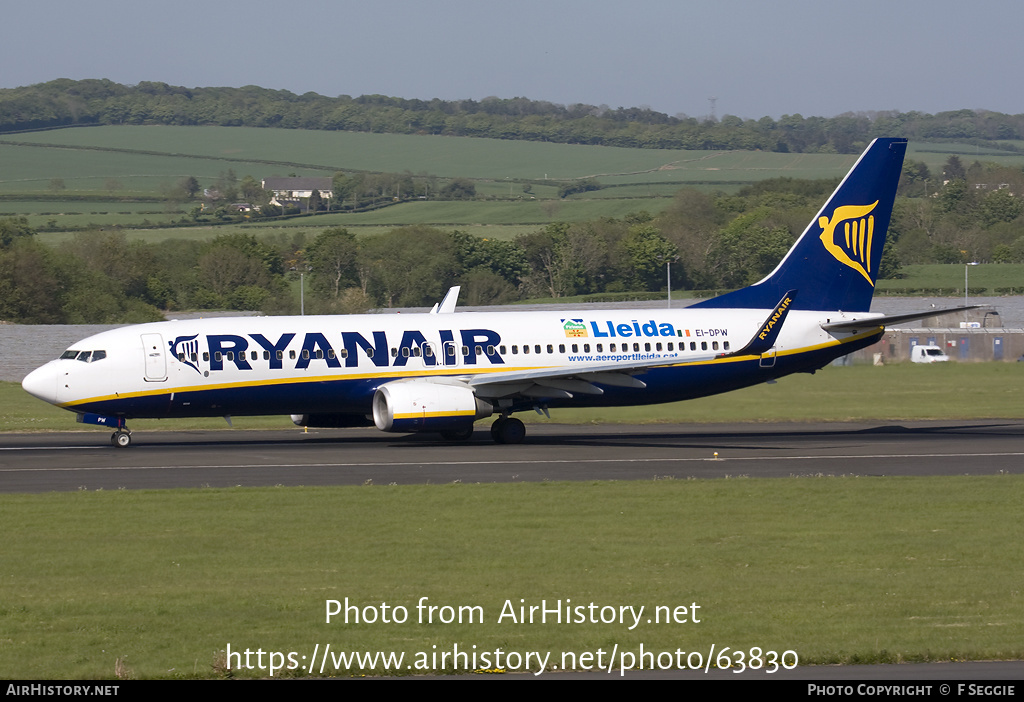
[111,429,132,447]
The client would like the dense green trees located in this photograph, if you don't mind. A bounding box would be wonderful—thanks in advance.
[4,79,1024,154]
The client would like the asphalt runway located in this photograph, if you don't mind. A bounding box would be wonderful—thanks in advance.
[2,419,1022,493]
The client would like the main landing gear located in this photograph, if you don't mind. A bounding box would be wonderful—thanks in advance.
[437,416,527,444]
[490,416,526,445]
[110,429,132,448]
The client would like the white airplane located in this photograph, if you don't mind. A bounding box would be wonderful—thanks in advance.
[22,137,961,447]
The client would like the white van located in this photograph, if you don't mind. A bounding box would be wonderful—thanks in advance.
[911,345,950,363]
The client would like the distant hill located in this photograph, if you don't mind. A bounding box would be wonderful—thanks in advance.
[2,79,1024,154]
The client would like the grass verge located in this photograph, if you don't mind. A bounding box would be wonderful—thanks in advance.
[2,476,1021,678]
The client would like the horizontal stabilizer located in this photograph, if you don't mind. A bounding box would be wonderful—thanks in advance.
[821,306,981,332]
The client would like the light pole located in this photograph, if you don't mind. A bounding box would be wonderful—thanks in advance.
[965,261,978,306]
[666,256,680,309]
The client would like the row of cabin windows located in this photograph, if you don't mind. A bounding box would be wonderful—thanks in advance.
[510,340,728,354]
[175,339,730,365]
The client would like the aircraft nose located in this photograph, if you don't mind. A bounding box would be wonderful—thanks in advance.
[22,363,60,405]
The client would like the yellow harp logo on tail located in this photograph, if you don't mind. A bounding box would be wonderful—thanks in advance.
[818,201,879,286]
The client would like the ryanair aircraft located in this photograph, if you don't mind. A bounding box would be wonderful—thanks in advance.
[24,138,949,447]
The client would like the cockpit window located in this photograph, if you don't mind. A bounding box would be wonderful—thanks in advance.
[61,349,107,362]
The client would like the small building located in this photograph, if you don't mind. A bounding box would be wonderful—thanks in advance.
[262,177,332,203]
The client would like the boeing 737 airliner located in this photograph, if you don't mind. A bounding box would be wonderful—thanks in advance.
[22,138,957,447]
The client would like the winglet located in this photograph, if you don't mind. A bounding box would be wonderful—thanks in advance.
[430,286,461,314]
[726,289,797,357]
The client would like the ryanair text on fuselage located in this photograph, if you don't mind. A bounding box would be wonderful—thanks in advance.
[175,317,713,375]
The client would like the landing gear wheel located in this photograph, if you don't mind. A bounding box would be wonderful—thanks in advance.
[440,426,474,442]
[111,430,132,448]
[491,417,525,445]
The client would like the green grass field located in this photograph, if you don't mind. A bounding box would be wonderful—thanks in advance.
[1,126,864,184]
[877,264,1024,295]
[2,476,1022,678]
[6,126,1024,242]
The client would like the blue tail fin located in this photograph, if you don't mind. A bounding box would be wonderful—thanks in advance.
[692,137,908,312]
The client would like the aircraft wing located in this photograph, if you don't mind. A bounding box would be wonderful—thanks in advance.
[464,291,796,399]
[466,353,704,393]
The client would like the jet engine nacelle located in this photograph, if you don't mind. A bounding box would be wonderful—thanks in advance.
[372,381,492,433]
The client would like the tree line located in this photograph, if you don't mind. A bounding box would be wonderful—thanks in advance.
[4,156,1022,324]
[3,79,1024,154]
